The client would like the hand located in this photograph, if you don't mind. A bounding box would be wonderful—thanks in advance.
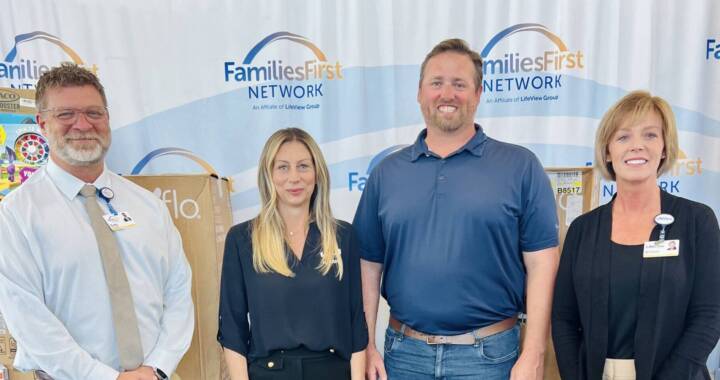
[116,366,157,380]
[510,350,544,380]
[365,345,387,380]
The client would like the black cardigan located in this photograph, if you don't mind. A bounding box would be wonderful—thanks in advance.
[552,190,720,380]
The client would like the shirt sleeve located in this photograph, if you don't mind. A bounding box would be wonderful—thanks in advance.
[346,224,369,352]
[551,218,583,379]
[144,206,194,375]
[655,205,720,378]
[0,206,120,379]
[352,167,386,263]
[217,224,251,356]
[519,154,559,252]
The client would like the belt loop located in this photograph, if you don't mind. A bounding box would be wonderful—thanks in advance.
[398,323,407,341]
[472,328,481,347]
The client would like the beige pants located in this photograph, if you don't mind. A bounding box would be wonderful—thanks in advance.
[602,358,636,380]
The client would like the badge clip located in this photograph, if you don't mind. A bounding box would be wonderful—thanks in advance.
[654,213,674,241]
[97,187,118,215]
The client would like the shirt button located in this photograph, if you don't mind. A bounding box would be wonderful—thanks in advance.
[267,361,275,368]
[329,348,335,353]
[438,175,446,181]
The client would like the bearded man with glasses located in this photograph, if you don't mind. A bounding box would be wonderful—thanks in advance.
[0,63,194,380]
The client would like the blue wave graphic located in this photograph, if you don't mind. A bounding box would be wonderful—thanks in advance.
[108,65,720,178]
[105,65,720,218]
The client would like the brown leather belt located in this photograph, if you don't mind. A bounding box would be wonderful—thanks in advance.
[389,315,517,345]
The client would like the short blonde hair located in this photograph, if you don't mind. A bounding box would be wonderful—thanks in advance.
[594,90,679,180]
[252,128,342,279]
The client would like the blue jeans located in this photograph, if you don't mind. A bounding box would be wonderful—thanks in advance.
[383,324,520,379]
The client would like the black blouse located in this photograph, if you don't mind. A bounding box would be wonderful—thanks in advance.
[608,241,643,359]
[217,219,368,361]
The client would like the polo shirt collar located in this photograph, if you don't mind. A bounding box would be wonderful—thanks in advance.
[46,158,112,200]
[410,123,488,161]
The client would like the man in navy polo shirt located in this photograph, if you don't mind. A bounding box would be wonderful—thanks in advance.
[353,38,559,380]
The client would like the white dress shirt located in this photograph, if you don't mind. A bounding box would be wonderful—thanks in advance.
[0,159,194,380]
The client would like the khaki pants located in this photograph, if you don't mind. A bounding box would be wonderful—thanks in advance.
[602,358,636,380]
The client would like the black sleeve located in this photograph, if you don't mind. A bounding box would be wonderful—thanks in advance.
[346,223,369,353]
[217,224,251,356]
[552,218,584,379]
[656,206,720,379]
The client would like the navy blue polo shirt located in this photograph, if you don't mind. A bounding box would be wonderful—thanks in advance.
[353,125,558,335]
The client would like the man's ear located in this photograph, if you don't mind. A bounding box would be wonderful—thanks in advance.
[36,113,45,130]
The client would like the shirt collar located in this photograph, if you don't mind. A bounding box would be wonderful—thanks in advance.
[46,158,112,200]
[410,123,488,161]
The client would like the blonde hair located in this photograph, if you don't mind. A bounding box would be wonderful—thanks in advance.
[251,128,342,279]
[594,90,679,181]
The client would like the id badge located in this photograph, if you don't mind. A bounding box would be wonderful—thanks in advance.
[643,239,679,258]
[102,212,136,231]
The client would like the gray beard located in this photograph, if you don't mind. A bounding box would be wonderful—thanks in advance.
[50,138,108,166]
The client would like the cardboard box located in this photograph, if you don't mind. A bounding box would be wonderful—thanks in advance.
[0,316,38,379]
[545,167,601,249]
[125,174,232,380]
[0,88,36,115]
[538,167,600,380]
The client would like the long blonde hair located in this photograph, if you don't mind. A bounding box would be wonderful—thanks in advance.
[251,128,343,279]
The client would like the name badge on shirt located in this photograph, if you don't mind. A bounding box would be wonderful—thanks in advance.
[643,239,679,258]
[103,211,136,231]
[319,249,341,264]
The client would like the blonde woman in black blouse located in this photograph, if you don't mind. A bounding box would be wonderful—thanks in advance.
[219,128,368,380]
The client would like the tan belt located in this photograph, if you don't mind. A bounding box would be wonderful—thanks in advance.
[389,315,517,345]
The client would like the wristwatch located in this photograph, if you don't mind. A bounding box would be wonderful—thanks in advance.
[153,367,168,380]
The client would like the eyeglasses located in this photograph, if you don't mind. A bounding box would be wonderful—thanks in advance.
[40,106,109,123]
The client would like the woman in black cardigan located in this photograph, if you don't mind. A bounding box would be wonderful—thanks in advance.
[552,91,720,380]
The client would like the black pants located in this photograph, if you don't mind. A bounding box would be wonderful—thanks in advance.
[248,347,351,380]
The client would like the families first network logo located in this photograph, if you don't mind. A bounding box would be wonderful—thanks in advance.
[224,32,343,110]
[0,31,98,89]
[480,23,585,104]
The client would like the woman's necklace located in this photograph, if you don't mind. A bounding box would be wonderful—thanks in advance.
[287,224,309,239]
